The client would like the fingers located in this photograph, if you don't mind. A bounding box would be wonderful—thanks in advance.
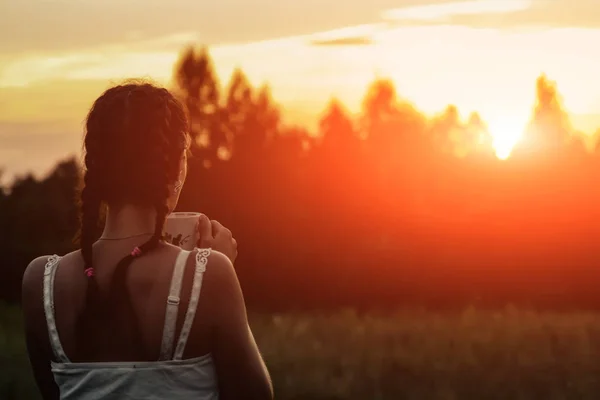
[232,238,238,259]
[211,220,232,239]
[199,218,237,262]
[210,219,222,234]
[197,214,213,242]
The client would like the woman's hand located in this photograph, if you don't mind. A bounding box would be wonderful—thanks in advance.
[197,214,238,264]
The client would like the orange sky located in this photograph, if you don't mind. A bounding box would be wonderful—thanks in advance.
[1,0,600,182]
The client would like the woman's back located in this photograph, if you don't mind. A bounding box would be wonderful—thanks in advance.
[24,238,272,400]
[48,242,211,362]
[44,245,218,400]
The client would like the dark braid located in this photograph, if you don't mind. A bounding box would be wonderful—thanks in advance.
[79,164,102,309]
[77,93,114,318]
[77,82,189,349]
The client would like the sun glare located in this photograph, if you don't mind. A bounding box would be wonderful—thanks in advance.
[488,118,526,160]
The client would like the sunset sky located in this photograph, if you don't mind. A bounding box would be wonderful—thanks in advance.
[1,0,600,183]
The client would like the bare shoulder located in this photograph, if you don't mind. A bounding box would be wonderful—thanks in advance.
[22,256,53,294]
[198,249,238,285]
[202,249,234,273]
[195,249,244,308]
[21,256,57,326]
[22,251,79,298]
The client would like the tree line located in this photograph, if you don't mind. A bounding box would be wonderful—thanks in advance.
[2,46,600,311]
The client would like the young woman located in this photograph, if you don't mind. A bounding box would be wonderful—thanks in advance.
[21,82,273,400]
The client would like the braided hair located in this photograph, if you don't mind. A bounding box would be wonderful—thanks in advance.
[77,82,189,345]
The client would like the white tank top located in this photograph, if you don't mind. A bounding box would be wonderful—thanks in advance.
[43,249,219,400]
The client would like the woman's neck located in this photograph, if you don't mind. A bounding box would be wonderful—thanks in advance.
[102,204,157,239]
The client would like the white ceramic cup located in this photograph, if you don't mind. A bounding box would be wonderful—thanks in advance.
[163,212,201,250]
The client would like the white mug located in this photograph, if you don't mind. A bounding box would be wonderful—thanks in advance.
[163,212,201,250]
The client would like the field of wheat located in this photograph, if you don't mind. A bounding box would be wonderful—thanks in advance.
[4,303,600,399]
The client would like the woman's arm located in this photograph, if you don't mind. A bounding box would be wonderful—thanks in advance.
[207,251,273,400]
[22,257,60,400]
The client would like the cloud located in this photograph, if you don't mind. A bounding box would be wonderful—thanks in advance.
[382,0,533,22]
[383,0,600,29]
[0,32,201,87]
[446,1,600,29]
[310,37,374,46]
[0,0,412,53]
[305,23,381,47]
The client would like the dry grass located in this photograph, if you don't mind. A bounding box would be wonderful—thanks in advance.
[251,307,600,399]
[4,304,600,399]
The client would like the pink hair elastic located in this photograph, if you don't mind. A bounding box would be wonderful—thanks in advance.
[84,268,95,277]
[131,246,142,257]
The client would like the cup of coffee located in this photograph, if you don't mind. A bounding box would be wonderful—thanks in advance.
[163,212,201,250]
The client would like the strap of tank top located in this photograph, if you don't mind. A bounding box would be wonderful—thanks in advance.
[172,248,211,360]
[158,249,191,361]
[42,255,70,363]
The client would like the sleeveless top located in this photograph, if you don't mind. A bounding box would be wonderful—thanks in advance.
[42,248,219,400]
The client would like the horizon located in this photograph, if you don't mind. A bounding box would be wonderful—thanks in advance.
[2,0,600,183]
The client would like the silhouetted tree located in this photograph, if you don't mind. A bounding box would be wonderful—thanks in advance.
[430,105,463,156]
[520,75,573,154]
[223,71,282,161]
[315,98,362,210]
[0,158,80,303]
[174,46,223,167]
[224,68,254,158]
[361,79,399,152]
[254,85,282,149]
[319,99,358,152]
[5,50,600,313]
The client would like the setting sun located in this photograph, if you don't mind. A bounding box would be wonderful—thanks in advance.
[488,118,527,160]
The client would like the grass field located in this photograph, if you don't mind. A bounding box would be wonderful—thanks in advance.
[4,303,600,399]
[0,303,40,400]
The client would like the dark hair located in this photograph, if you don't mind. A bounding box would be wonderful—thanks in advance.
[78,82,189,347]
